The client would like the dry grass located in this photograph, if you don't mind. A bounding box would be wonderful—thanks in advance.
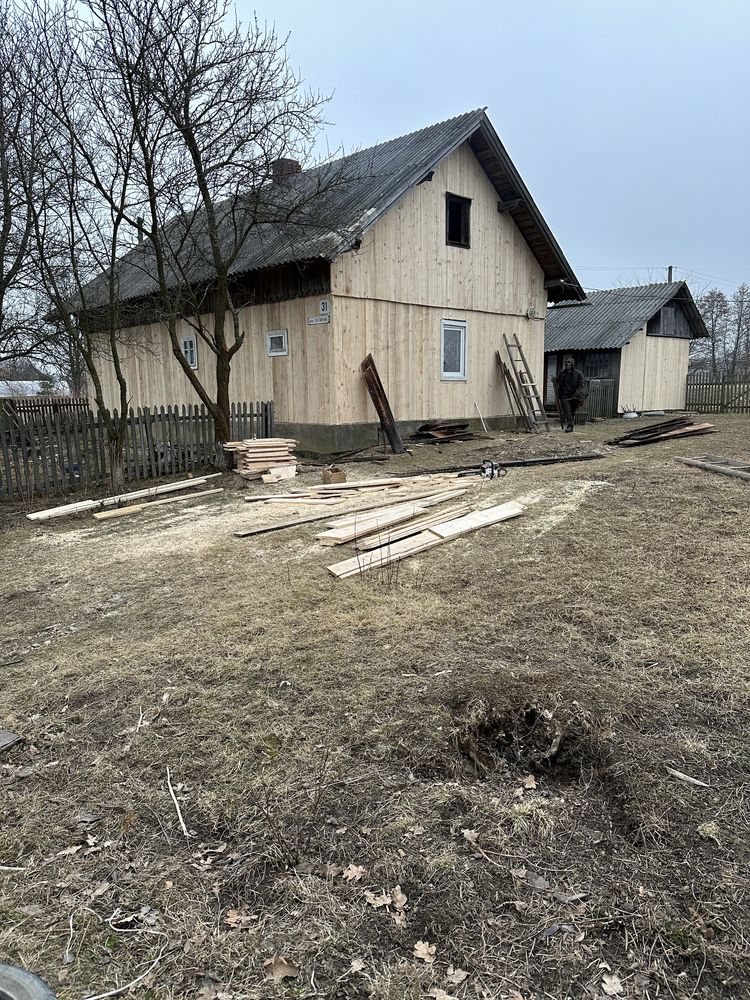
[1,416,749,999]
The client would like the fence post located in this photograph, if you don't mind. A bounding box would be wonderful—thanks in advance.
[720,377,727,413]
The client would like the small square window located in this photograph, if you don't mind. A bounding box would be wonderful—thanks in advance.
[446,193,471,248]
[266,329,288,357]
[181,335,198,369]
[441,320,467,380]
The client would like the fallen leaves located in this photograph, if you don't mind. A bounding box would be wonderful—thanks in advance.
[428,990,457,1000]
[263,956,300,982]
[413,939,436,964]
[601,972,624,996]
[446,966,469,985]
[224,908,257,929]
[342,864,365,882]
[461,828,478,844]
[364,891,391,909]
[348,958,365,974]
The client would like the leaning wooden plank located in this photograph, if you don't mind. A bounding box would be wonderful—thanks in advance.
[92,488,224,520]
[361,354,406,454]
[316,502,432,544]
[26,476,215,521]
[676,457,750,482]
[356,504,473,550]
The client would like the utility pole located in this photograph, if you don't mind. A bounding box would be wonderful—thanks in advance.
[667,265,673,282]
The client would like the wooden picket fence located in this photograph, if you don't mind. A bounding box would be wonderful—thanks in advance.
[685,376,750,414]
[0,400,274,500]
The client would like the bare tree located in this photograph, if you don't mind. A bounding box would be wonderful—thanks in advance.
[692,288,731,376]
[18,1,148,489]
[67,0,347,449]
[0,2,49,360]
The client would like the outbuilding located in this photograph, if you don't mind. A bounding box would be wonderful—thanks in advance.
[544,281,708,416]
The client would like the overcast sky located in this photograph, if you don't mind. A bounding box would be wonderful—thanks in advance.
[237,0,749,297]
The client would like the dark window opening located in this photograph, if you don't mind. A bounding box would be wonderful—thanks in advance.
[446,194,471,248]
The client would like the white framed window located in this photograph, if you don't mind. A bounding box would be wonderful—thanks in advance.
[440,319,467,380]
[266,329,289,357]
[181,334,198,369]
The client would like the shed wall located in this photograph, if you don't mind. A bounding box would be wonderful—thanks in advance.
[618,328,690,410]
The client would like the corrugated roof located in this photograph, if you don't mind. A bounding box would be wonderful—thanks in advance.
[82,109,584,310]
[545,281,708,352]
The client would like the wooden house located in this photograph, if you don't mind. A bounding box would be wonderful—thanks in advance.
[544,282,708,416]
[0,361,48,397]
[92,109,583,451]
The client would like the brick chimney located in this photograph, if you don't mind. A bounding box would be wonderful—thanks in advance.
[271,157,302,185]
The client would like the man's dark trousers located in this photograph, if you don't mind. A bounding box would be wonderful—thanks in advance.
[559,396,577,431]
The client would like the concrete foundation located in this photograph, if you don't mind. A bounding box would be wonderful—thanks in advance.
[277,414,519,455]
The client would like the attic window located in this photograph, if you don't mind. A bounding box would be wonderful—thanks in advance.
[446,194,471,248]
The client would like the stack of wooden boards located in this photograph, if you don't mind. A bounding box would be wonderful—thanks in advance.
[244,474,463,506]
[26,474,223,522]
[284,476,524,578]
[225,438,298,481]
[300,482,526,578]
[608,417,715,447]
[409,421,481,444]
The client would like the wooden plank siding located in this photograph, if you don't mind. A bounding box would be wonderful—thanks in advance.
[618,327,690,411]
[330,141,547,423]
[93,141,547,430]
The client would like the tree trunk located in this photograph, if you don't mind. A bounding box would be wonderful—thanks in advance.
[108,434,125,493]
[214,352,232,445]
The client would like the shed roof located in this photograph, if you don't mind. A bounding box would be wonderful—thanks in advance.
[81,109,584,310]
[545,281,708,352]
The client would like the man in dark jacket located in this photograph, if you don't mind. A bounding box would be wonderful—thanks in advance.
[555,357,585,432]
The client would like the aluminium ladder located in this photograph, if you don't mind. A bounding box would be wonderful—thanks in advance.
[502,333,550,433]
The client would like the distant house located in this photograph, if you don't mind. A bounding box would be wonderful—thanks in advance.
[0,361,48,398]
[544,281,708,415]
[89,108,584,450]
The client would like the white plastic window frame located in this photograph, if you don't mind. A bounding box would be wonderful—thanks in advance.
[440,319,467,381]
[266,329,289,357]
[181,334,198,370]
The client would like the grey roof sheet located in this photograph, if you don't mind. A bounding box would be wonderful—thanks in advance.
[545,281,708,352]
[82,109,583,309]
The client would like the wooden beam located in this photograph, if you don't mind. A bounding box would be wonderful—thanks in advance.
[92,488,224,521]
[27,474,222,521]
[360,354,406,454]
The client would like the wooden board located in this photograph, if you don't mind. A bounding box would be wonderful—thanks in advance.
[326,500,526,578]
[324,489,466,529]
[428,501,525,538]
[26,475,218,521]
[316,502,432,545]
[92,488,224,521]
[355,503,473,550]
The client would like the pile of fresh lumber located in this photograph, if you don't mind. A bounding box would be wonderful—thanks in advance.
[243,473,463,506]
[409,421,481,444]
[608,417,715,447]
[26,474,223,522]
[225,438,297,481]
[325,498,525,578]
